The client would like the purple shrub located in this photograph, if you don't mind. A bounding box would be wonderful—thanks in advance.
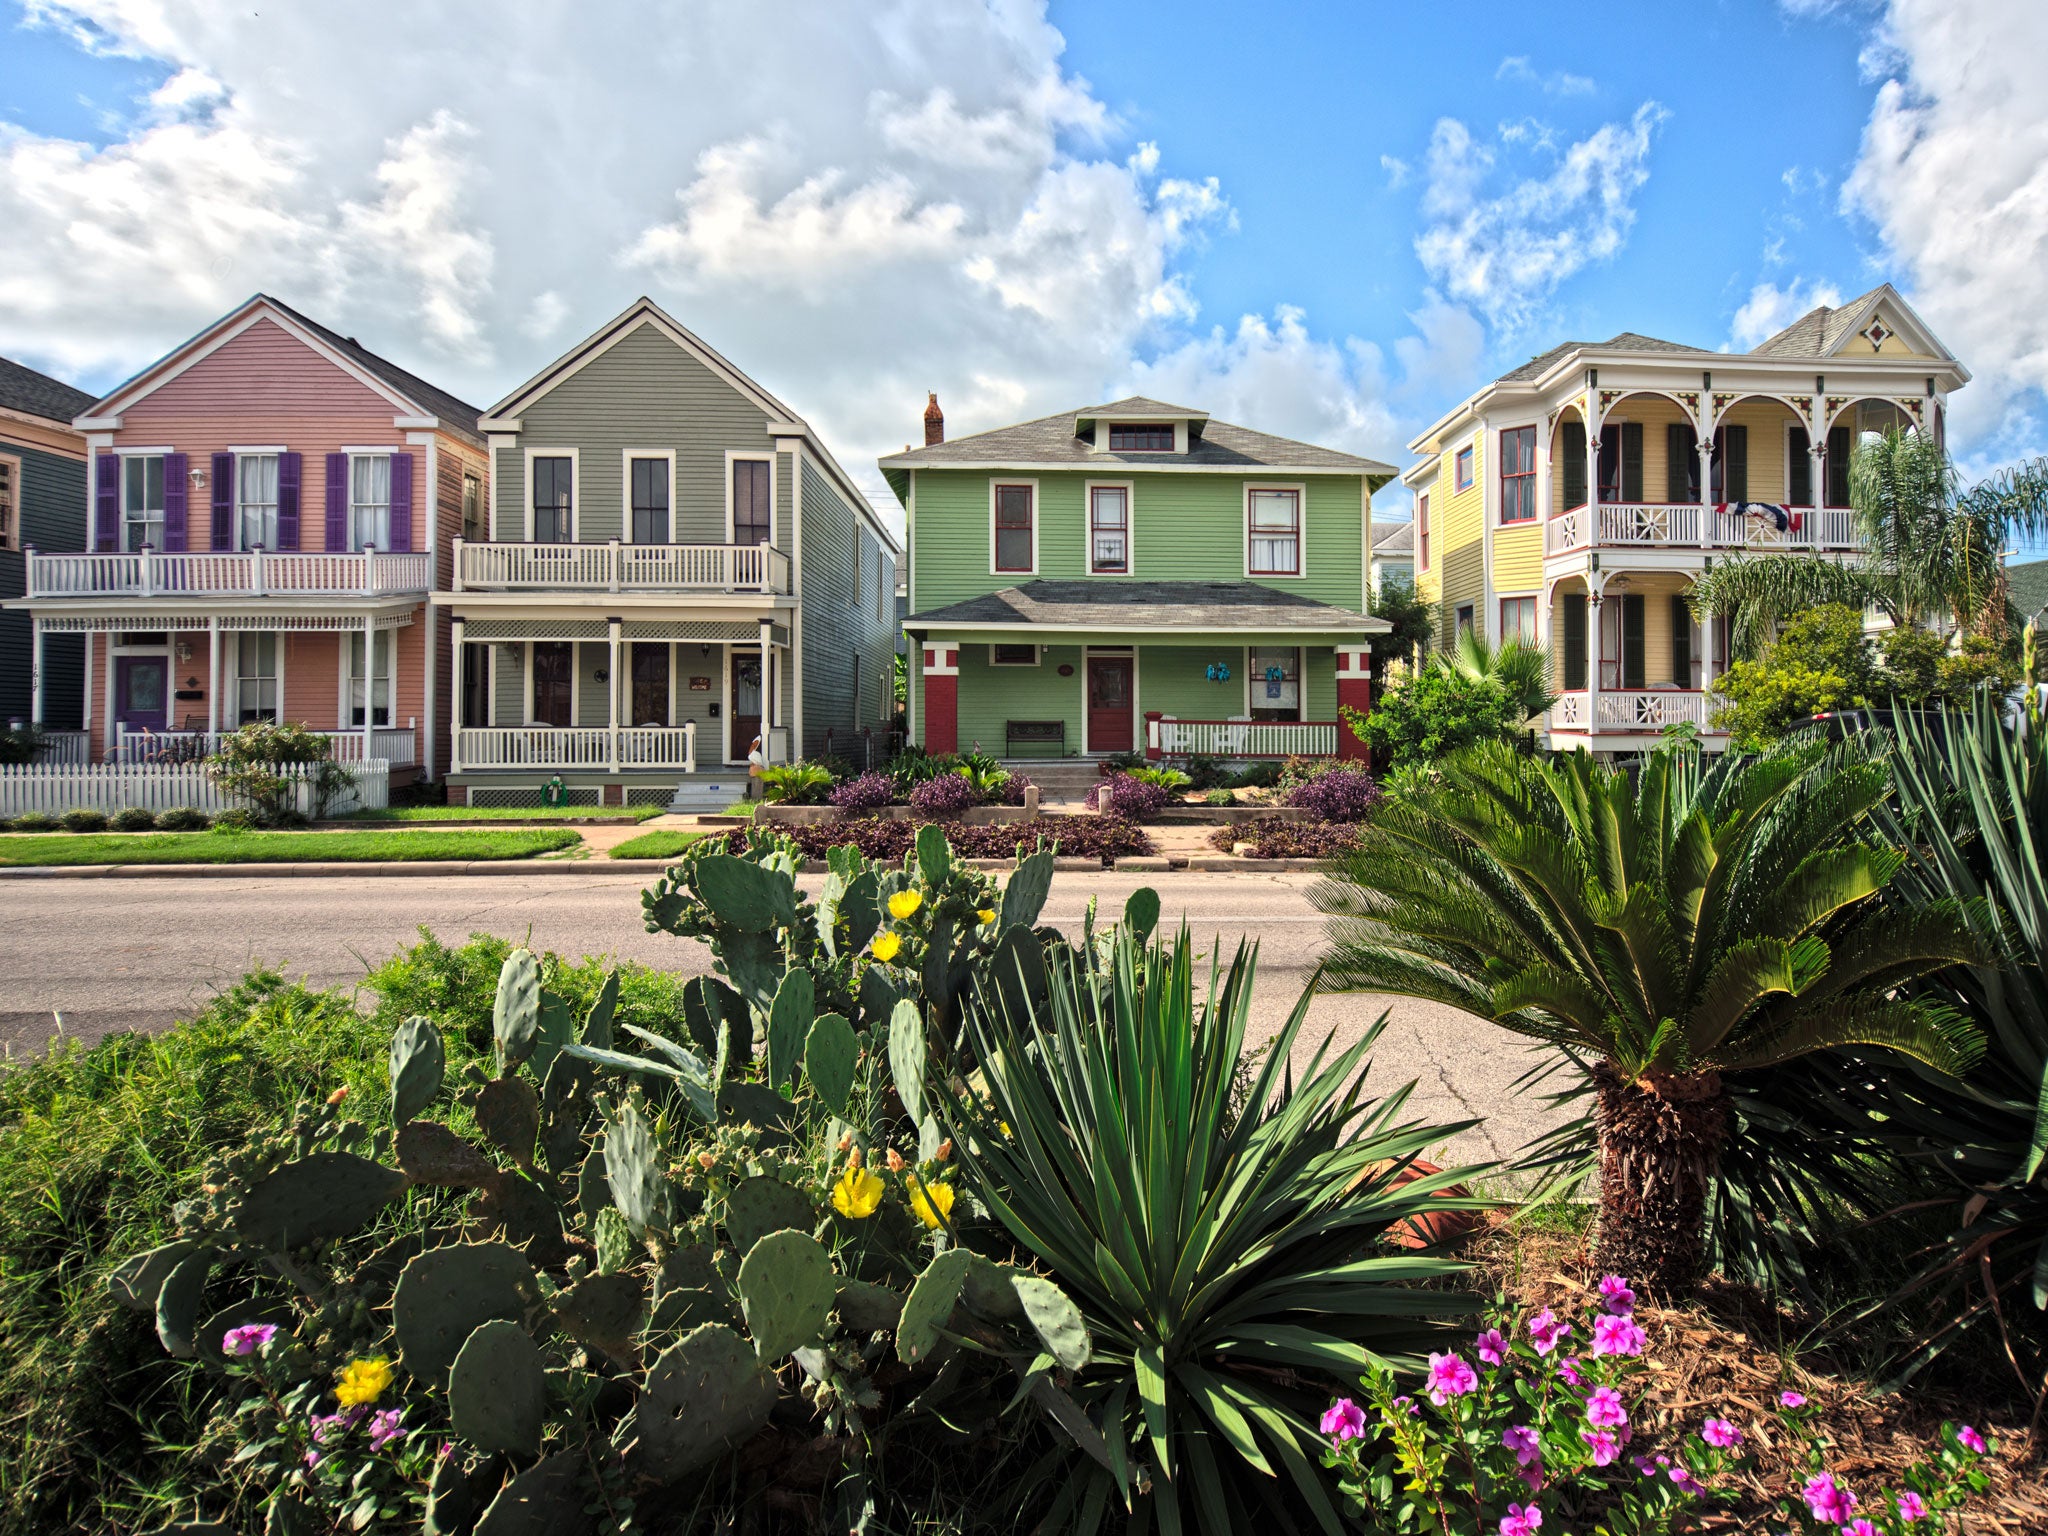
[908,770,981,817]
[1209,821,1362,859]
[1283,765,1384,823]
[830,771,897,813]
[999,771,1036,806]
[1085,772,1170,822]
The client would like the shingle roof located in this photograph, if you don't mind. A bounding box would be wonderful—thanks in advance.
[1495,332,1713,385]
[258,295,484,442]
[1747,285,1888,358]
[2006,559,2048,625]
[905,579,1386,632]
[1372,520,1413,554]
[0,354,94,425]
[880,398,1394,475]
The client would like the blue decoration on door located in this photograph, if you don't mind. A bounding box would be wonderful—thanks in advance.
[1264,664,1285,700]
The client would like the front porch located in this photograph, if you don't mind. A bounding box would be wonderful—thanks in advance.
[1542,568,1731,753]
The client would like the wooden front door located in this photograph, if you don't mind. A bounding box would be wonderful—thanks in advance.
[115,656,168,732]
[730,653,763,762]
[532,642,573,727]
[1086,655,1134,753]
[630,644,670,726]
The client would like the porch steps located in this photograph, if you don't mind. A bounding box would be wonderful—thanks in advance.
[667,777,746,813]
[999,758,1103,806]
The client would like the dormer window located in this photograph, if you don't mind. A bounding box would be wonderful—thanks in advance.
[1108,423,1175,452]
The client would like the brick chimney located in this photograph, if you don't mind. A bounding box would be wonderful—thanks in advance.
[923,391,944,447]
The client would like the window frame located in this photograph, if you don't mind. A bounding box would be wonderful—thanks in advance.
[1085,479,1134,575]
[1499,594,1538,645]
[1245,644,1303,722]
[232,630,282,726]
[0,453,16,551]
[990,643,1041,667]
[623,449,675,545]
[990,479,1039,576]
[725,450,776,548]
[1417,492,1430,572]
[1498,426,1537,524]
[1107,422,1175,452]
[119,451,168,553]
[461,471,482,542]
[342,627,396,729]
[1454,443,1475,494]
[342,449,395,553]
[233,449,282,551]
[1243,483,1306,579]
[525,447,578,543]
[1456,603,1475,640]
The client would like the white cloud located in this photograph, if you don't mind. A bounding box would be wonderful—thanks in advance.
[1495,56,1596,97]
[1379,154,1409,189]
[1414,103,1666,332]
[1728,278,1846,349]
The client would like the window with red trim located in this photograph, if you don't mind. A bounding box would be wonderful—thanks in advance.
[994,483,1034,572]
[1089,485,1129,573]
[1500,595,1537,644]
[1499,427,1536,522]
[1247,489,1301,575]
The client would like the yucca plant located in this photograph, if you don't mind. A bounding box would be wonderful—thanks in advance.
[1311,739,1984,1294]
[942,919,1487,1536]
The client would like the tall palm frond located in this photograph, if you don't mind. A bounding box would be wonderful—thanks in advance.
[1448,630,1558,723]
[1687,556,1876,661]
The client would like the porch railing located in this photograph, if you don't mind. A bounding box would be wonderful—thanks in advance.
[1150,717,1339,758]
[26,546,431,598]
[110,722,418,766]
[1544,504,1861,556]
[30,729,91,765]
[1548,691,1716,732]
[454,724,700,773]
[453,539,792,594]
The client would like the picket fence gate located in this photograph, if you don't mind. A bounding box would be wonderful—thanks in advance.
[0,760,390,818]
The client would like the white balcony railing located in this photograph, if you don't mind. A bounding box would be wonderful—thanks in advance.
[1150,717,1339,758]
[27,546,431,598]
[453,539,792,595]
[454,724,699,773]
[1548,691,1716,733]
[110,722,419,766]
[1544,505,1861,557]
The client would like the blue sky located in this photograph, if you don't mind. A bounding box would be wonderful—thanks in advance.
[1,0,2041,530]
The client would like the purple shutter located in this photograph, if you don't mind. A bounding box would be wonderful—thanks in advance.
[276,451,301,549]
[325,452,349,550]
[162,453,188,551]
[94,454,118,550]
[388,450,413,551]
[210,452,235,550]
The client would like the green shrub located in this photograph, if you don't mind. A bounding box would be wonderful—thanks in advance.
[58,808,108,833]
[106,807,156,833]
[759,759,836,804]
[211,807,257,832]
[1709,604,1874,748]
[154,806,211,831]
[1348,664,1523,769]
[203,720,351,823]
[1229,760,1281,790]
[1178,753,1230,790]
[1126,764,1190,793]
[6,811,56,833]
[1203,787,1235,805]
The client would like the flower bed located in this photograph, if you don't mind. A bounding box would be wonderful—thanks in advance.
[1085,772,1170,821]
[707,814,1153,865]
[1208,820,1363,859]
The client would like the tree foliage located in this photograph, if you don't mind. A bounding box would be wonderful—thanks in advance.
[1348,665,1524,769]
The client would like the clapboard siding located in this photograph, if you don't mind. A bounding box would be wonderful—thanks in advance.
[798,453,897,759]
[1,434,88,725]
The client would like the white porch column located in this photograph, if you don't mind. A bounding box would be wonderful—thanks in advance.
[1585,415,1602,535]
[361,611,376,763]
[82,631,94,756]
[1585,583,1604,737]
[759,618,777,764]
[606,616,622,774]
[29,621,44,726]
[1698,438,1716,535]
[207,615,221,738]
[449,616,466,773]
[103,630,117,761]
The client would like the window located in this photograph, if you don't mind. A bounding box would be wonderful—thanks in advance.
[122,455,165,551]
[532,456,573,541]
[237,454,279,549]
[1597,422,1644,504]
[531,641,572,727]
[1499,427,1536,523]
[461,473,481,541]
[1247,488,1301,576]
[1248,646,1301,722]
[1709,425,1748,505]
[991,643,1039,666]
[1500,596,1537,645]
[1457,603,1475,639]
[1454,445,1474,492]
[348,454,391,551]
[630,644,669,726]
[0,457,15,550]
[994,483,1034,572]
[1108,422,1174,452]
[630,457,670,544]
[346,630,393,727]
[732,458,772,546]
[233,632,279,725]
[1089,485,1129,573]
[1417,493,1430,571]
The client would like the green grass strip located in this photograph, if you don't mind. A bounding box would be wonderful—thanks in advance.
[335,804,664,823]
[0,829,582,867]
[607,829,708,860]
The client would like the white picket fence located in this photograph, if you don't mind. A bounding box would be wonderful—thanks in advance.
[0,760,390,818]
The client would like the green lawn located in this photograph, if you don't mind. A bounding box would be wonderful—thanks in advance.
[608,829,709,860]
[336,804,663,823]
[0,828,583,867]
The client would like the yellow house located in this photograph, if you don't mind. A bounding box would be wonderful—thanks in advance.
[1403,283,1969,755]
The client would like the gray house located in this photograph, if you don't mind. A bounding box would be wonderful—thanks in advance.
[0,355,94,735]
[436,298,901,807]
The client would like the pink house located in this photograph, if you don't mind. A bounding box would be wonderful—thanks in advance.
[16,296,487,781]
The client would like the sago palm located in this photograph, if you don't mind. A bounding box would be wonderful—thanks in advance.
[1449,629,1558,724]
[1311,739,1984,1292]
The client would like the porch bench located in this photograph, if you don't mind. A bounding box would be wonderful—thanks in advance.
[1005,720,1066,757]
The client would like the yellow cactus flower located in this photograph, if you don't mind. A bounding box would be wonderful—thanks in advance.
[907,1175,956,1230]
[888,890,924,920]
[830,1164,885,1219]
[870,931,903,963]
[976,908,996,925]
[334,1356,394,1408]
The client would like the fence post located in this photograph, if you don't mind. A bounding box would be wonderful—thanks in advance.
[1145,711,1163,761]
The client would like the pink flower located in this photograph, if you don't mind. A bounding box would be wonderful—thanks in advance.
[1895,1490,1928,1521]
[1502,1425,1540,1466]
[1556,1356,1584,1388]
[1632,1455,1659,1477]
[1957,1424,1987,1454]
[1668,1465,1704,1495]
[1700,1417,1743,1449]
[368,1407,403,1451]
[1843,1522,1878,1536]
[222,1323,278,1357]
[1391,1394,1419,1417]
[1517,1457,1544,1492]
[1319,1399,1366,1442]
[1526,1308,1571,1355]
[303,1449,321,1470]
[1802,1473,1858,1524]
[1779,1389,1808,1409]
[1592,1313,1646,1358]
[1498,1503,1543,1536]
[1580,1427,1621,1466]
[1584,1387,1628,1430]
[1475,1328,1509,1365]
[1597,1275,1636,1315]
[1426,1352,1478,1404]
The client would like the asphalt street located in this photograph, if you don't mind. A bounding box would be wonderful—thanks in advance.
[0,869,1565,1167]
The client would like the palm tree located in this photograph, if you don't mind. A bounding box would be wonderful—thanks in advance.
[1449,630,1558,724]
[1311,739,1983,1293]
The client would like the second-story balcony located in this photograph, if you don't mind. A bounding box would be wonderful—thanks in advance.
[452,538,792,596]
[26,546,432,600]
[1543,502,1860,558]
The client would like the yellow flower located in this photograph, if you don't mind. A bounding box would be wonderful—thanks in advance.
[888,890,924,921]
[870,932,903,963]
[334,1356,394,1408]
[976,908,996,925]
[907,1175,956,1230]
[830,1164,885,1220]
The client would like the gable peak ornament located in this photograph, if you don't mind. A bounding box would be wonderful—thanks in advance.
[1861,318,1894,352]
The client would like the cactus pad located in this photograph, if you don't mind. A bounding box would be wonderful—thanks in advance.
[736,1229,834,1360]
[858,964,901,1030]
[888,999,926,1125]
[897,1247,972,1367]
[1014,1275,1092,1372]
[392,1241,539,1387]
[471,1447,594,1536]
[581,969,619,1049]
[469,1169,566,1266]
[765,968,813,1092]
[915,822,951,886]
[493,948,542,1075]
[233,1152,408,1250]
[389,1014,446,1127]
[108,1239,196,1313]
[719,926,786,1011]
[551,1270,645,1364]
[474,1076,540,1168]
[396,1121,498,1188]
[689,853,798,933]
[424,1447,502,1536]
[528,990,576,1084]
[604,1100,668,1235]
[999,848,1055,930]
[803,1012,859,1118]
[836,1278,905,1332]
[631,1323,778,1483]
[449,1318,549,1457]
[154,1249,212,1359]
[723,1175,813,1252]
[538,1051,597,1177]
[960,1256,1027,1323]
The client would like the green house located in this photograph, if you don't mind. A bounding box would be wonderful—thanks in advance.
[879,397,1392,764]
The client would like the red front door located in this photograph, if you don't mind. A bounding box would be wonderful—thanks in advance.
[1086,655,1134,753]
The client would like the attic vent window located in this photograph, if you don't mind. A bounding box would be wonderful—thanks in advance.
[1862,319,1893,351]
[1108,423,1174,452]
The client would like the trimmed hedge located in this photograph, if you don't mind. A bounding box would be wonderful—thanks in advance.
[709,815,1154,865]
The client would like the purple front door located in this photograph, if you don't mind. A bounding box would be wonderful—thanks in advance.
[115,656,168,732]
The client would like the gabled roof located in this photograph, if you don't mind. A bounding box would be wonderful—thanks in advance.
[0,354,94,426]
[1371,520,1413,555]
[905,578,1386,634]
[1074,394,1209,422]
[1746,283,1954,362]
[79,294,484,445]
[1495,332,1711,385]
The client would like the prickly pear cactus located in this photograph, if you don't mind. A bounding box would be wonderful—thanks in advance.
[449,1318,549,1457]
[631,1323,778,1483]
[897,1247,973,1367]
[723,1174,813,1252]
[392,1241,539,1387]
[736,1229,835,1361]
[603,1098,668,1235]
[889,998,926,1125]
[493,948,541,1075]
[233,1152,408,1250]
[389,1014,445,1126]
[1014,1274,1093,1373]
[803,1012,859,1118]
[765,967,813,1092]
